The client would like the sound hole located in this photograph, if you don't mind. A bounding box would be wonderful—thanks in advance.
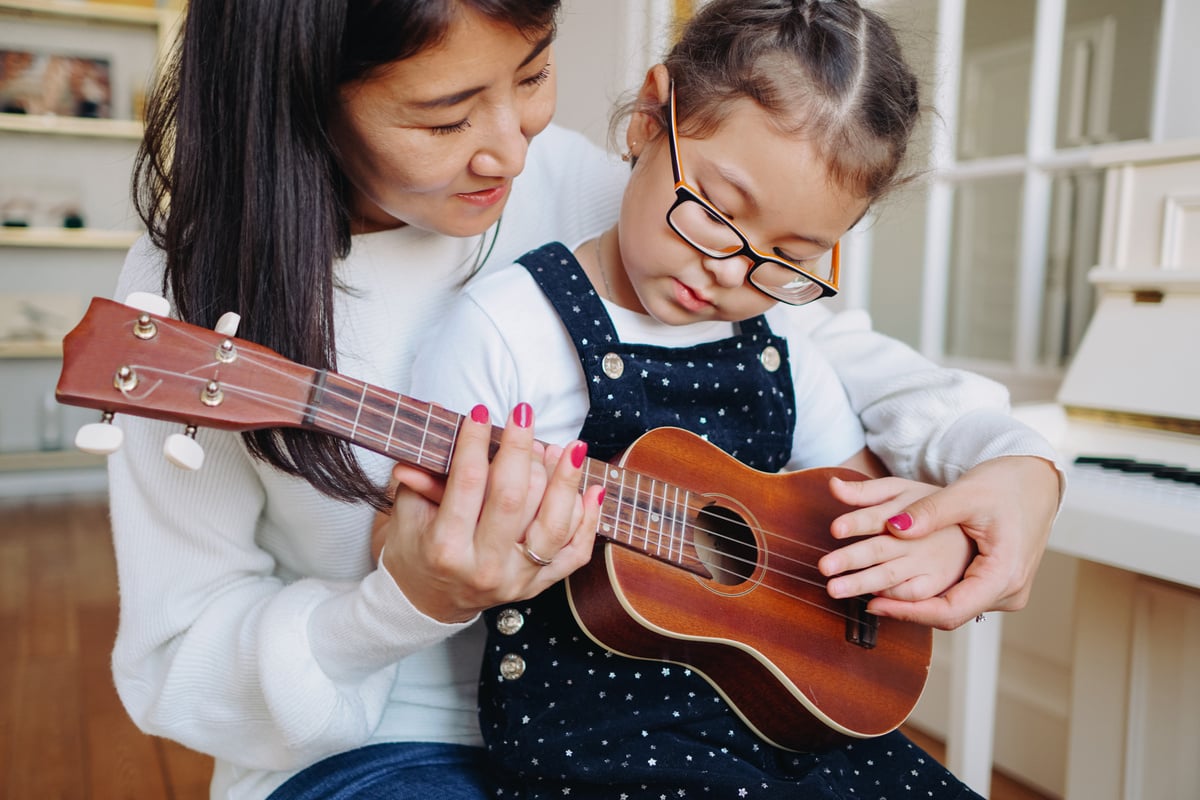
[693,505,758,586]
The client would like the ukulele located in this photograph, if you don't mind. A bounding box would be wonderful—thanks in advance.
[55,295,931,751]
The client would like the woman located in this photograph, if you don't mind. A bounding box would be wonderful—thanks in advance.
[111,1,1060,797]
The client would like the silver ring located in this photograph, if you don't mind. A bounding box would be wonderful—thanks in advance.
[975,613,987,624]
[522,543,553,567]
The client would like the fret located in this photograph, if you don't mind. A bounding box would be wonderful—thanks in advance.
[385,392,402,456]
[669,485,684,562]
[637,474,649,550]
[609,465,623,539]
[651,478,664,556]
[664,482,679,559]
[418,405,433,466]
[662,482,672,556]
[419,404,461,473]
[349,381,369,439]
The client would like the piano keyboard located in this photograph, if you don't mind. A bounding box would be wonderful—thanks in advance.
[1073,455,1200,485]
[1053,453,1200,591]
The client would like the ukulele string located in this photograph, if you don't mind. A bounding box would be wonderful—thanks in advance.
[133,354,844,573]
[139,327,860,587]
[134,354,845,569]
[591,504,863,624]
[132,357,877,628]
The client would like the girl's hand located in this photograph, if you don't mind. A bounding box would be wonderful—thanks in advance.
[822,456,1060,629]
[818,477,972,610]
[377,403,604,623]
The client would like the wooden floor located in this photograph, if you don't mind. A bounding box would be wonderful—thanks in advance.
[1,496,1054,799]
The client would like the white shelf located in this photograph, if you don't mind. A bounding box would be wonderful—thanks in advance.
[0,226,140,249]
[0,1,166,27]
[0,448,104,472]
[0,340,63,358]
[0,111,143,139]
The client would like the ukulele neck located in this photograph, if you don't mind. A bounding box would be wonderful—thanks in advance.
[306,371,713,578]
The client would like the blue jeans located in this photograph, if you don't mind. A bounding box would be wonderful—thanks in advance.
[265,742,490,800]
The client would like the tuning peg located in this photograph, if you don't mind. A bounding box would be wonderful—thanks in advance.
[75,412,124,455]
[123,291,171,317]
[215,311,241,337]
[164,426,205,471]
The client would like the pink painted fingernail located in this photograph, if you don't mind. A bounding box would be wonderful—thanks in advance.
[570,441,587,468]
[513,402,533,428]
[888,512,913,531]
[470,404,489,424]
[596,489,606,506]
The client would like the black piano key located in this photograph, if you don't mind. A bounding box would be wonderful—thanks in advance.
[1074,455,1137,470]
[1116,462,1168,473]
[1075,456,1200,486]
[1152,466,1191,480]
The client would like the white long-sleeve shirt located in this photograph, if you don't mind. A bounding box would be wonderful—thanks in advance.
[106,124,1059,800]
[407,257,870,470]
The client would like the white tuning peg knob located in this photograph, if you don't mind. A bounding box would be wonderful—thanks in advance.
[123,291,171,317]
[215,311,241,337]
[75,420,124,455]
[164,427,205,471]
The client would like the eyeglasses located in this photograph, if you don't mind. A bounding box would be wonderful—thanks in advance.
[663,82,840,306]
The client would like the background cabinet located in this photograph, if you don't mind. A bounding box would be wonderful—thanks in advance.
[0,1,179,495]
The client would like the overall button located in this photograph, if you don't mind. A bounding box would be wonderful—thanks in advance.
[760,345,781,372]
[602,352,625,379]
[499,653,526,680]
[495,608,524,635]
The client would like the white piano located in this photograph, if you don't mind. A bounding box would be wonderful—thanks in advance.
[1015,139,1200,799]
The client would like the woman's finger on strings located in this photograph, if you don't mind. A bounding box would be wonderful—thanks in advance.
[474,403,542,552]
[517,440,590,571]
[437,403,498,538]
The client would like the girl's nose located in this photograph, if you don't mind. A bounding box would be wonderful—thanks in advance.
[703,253,752,289]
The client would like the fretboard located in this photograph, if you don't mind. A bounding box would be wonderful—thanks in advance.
[305,370,712,577]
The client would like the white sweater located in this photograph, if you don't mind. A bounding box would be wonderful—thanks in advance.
[106,124,1058,800]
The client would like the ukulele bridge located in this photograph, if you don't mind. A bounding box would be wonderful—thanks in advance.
[845,596,878,649]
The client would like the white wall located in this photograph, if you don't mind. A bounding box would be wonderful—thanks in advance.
[553,0,670,149]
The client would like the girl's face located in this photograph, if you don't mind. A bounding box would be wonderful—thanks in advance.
[332,7,556,237]
[611,83,868,325]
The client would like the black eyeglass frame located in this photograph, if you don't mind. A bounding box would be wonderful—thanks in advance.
[662,81,841,305]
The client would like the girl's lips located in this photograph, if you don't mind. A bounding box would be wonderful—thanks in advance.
[456,183,509,207]
[673,279,713,313]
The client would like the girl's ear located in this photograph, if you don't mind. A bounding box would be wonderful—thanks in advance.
[626,64,671,158]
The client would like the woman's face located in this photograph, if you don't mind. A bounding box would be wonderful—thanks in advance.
[332,7,556,236]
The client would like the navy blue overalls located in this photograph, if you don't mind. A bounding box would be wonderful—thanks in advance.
[478,243,979,800]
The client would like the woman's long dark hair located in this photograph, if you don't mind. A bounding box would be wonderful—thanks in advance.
[133,0,559,510]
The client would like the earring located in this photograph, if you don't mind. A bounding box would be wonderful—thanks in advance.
[621,142,637,162]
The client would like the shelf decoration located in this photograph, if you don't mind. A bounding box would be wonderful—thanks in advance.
[0,47,113,119]
[0,292,82,358]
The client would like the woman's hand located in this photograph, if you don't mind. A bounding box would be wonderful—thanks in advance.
[376,403,604,623]
[820,456,1060,630]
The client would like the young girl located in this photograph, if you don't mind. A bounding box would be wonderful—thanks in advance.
[405,1,1003,796]
[111,0,1057,797]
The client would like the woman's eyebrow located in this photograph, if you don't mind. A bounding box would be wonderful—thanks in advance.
[410,32,554,111]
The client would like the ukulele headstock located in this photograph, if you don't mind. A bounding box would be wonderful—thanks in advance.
[56,295,317,468]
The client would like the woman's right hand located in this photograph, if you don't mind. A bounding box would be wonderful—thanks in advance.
[379,403,604,623]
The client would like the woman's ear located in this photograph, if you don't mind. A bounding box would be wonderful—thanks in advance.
[626,64,671,158]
